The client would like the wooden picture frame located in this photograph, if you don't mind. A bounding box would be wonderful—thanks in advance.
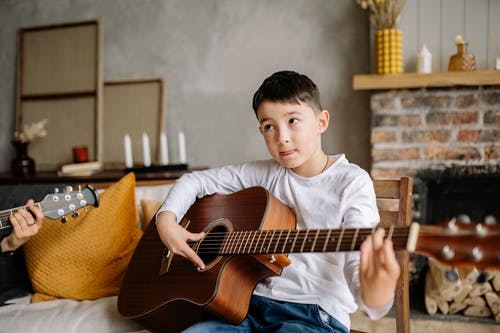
[102,78,165,168]
[16,19,102,171]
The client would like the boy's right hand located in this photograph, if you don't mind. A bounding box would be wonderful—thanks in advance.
[156,210,206,270]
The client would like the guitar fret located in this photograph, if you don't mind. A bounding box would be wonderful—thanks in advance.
[254,232,262,253]
[282,230,291,253]
[228,231,237,254]
[350,229,359,251]
[248,231,257,254]
[273,230,283,253]
[300,230,310,252]
[240,231,248,254]
[231,231,239,253]
[266,230,276,253]
[323,229,332,252]
[237,231,247,254]
[311,229,320,252]
[291,230,299,252]
[260,231,268,254]
[336,229,344,252]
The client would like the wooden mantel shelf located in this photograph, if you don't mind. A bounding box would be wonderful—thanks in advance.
[353,70,500,90]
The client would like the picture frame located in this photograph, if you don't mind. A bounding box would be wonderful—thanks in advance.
[16,19,102,171]
[102,78,165,168]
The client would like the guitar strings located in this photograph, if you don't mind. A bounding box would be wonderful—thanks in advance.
[0,202,94,225]
[186,229,411,254]
[0,199,95,215]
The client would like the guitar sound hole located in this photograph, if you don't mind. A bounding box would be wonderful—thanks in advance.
[198,225,227,265]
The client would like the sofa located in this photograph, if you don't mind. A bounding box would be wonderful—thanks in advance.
[0,173,171,333]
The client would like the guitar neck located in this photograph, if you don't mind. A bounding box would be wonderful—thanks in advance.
[0,203,42,232]
[196,226,415,256]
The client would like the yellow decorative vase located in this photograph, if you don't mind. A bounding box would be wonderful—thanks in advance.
[375,29,403,74]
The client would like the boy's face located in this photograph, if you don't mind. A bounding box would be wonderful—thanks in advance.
[257,100,329,177]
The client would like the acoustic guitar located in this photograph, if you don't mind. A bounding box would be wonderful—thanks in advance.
[0,185,99,235]
[117,186,499,332]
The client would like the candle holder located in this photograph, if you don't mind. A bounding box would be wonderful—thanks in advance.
[124,164,188,173]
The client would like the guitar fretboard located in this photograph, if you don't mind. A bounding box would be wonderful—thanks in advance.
[193,227,411,255]
[0,204,40,231]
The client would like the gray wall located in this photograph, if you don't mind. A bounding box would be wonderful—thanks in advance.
[0,0,372,174]
[400,0,500,72]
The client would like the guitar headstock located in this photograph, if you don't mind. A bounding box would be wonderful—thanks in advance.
[40,185,99,223]
[415,218,500,269]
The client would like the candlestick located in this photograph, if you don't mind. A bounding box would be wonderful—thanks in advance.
[124,134,133,168]
[178,130,186,164]
[160,132,169,165]
[142,132,151,167]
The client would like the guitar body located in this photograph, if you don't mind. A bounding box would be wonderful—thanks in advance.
[118,187,296,332]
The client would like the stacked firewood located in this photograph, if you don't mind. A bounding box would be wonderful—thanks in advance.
[425,258,499,321]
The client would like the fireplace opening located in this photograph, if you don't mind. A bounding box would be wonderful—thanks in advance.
[408,165,500,322]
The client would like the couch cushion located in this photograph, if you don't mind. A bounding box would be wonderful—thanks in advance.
[140,199,163,230]
[24,173,142,302]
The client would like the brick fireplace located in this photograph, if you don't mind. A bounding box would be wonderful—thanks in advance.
[369,86,500,321]
[370,87,499,179]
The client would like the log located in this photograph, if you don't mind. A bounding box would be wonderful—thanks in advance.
[458,267,480,285]
[426,258,462,301]
[470,282,492,297]
[452,284,473,303]
[425,295,438,315]
[464,296,486,307]
[485,291,499,316]
[492,272,500,291]
[437,300,449,314]
[464,305,492,317]
[449,301,467,314]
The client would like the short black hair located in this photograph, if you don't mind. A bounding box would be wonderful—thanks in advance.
[252,70,322,114]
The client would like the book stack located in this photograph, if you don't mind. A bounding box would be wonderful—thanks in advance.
[58,161,102,177]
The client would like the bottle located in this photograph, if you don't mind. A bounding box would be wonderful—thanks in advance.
[448,35,476,71]
[417,44,432,73]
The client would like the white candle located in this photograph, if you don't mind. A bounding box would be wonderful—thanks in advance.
[160,132,169,165]
[124,134,133,168]
[142,132,151,167]
[178,130,186,164]
[417,44,432,73]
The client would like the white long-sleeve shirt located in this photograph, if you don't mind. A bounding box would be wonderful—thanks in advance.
[158,154,392,328]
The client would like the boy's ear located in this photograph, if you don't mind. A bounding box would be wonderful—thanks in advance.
[318,109,330,133]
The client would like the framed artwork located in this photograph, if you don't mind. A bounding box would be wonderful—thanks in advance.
[102,78,165,168]
[16,19,102,170]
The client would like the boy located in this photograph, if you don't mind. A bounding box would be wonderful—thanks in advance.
[156,70,400,332]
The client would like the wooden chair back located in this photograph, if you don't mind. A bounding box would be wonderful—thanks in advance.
[351,176,413,333]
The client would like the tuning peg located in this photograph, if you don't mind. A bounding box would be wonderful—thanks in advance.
[61,216,68,223]
[72,211,80,218]
[78,185,82,192]
[65,186,73,193]
[54,188,60,194]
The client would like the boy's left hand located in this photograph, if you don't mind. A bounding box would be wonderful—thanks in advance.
[359,227,400,308]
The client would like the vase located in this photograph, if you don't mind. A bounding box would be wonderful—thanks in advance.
[11,141,36,177]
[375,28,403,74]
[448,42,476,71]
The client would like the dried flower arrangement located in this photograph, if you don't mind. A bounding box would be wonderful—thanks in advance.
[356,0,406,30]
[14,119,48,143]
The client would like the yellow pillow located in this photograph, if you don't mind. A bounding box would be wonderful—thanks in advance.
[140,199,163,230]
[24,172,142,302]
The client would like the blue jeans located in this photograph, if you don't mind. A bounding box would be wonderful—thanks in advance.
[183,294,349,333]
